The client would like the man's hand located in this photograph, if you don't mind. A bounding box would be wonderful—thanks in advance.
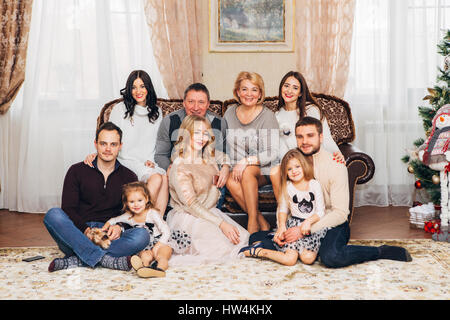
[84,227,93,240]
[283,226,304,243]
[299,220,312,236]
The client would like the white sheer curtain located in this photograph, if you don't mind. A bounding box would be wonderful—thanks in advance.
[345,0,450,207]
[0,0,167,213]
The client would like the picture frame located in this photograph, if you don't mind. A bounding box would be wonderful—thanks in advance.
[209,0,295,52]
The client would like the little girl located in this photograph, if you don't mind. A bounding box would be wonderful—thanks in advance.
[103,181,173,278]
[241,149,327,266]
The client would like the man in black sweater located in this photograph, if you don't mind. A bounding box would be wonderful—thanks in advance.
[44,122,149,272]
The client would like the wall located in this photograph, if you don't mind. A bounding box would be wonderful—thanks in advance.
[197,0,297,101]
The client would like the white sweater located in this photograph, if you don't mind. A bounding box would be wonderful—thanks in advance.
[278,179,325,220]
[109,102,165,181]
[275,104,340,159]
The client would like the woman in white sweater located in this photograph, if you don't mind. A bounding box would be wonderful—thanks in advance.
[270,71,343,203]
[85,70,169,215]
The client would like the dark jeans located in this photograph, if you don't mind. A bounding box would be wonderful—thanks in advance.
[318,221,380,268]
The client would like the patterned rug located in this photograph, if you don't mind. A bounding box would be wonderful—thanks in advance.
[0,240,448,300]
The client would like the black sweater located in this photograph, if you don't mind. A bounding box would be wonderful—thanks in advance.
[61,159,137,232]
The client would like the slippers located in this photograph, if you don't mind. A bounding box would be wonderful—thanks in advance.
[130,255,143,271]
[239,241,264,258]
[136,261,166,278]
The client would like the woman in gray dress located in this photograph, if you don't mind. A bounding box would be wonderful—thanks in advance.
[224,71,280,234]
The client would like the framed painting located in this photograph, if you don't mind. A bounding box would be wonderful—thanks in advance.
[209,0,295,52]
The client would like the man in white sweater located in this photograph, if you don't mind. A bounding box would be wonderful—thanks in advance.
[276,117,412,267]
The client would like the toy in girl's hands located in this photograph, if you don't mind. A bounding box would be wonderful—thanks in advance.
[87,228,111,249]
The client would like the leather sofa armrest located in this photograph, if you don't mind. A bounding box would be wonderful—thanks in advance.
[339,143,375,185]
[339,143,375,224]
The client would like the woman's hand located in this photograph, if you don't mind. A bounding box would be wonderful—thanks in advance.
[232,159,247,183]
[83,153,97,168]
[219,221,240,245]
[333,151,345,164]
[216,165,230,188]
[145,160,155,168]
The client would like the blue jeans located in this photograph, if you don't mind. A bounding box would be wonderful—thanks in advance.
[43,207,149,267]
[318,221,380,268]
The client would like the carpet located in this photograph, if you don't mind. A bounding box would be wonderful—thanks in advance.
[0,240,448,300]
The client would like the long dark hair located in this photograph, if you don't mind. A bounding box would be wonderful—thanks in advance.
[120,70,159,123]
[277,71,322,120]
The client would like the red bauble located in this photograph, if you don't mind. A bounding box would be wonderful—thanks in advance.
[424,219,441,233]
[415,180,422,189]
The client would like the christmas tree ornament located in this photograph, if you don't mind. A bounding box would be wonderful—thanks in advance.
[407,165,414,174]
[414,180,422,189]
[418,104,450,232]
[444,54,450,72]
[432,174,440,184]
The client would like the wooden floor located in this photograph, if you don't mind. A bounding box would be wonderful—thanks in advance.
[0,206,430,248]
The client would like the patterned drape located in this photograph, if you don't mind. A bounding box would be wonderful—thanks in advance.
[143,0,202,99]
[0,0,33,115]
[295,0,355,98]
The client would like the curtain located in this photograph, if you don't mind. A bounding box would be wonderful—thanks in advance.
[345,0,450,207]
[143,0,202,99]
[0,0,33,115]
[295,0,356,98]
[0,0,167,213]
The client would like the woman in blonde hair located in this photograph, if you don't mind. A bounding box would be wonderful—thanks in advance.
[166,115,249,265]
[224,71,280,234]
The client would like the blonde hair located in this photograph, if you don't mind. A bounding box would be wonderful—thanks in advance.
[121,181,155,215]
[278,149,314,207]
[233,71,265,105]
[172,115,216,163]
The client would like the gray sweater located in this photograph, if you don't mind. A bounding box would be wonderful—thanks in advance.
[223,104,280,175]
[154,108,228,170]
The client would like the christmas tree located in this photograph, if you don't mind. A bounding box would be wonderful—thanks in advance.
[401,29,450,205]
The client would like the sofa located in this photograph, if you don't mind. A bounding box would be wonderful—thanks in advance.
[97,94,375,228]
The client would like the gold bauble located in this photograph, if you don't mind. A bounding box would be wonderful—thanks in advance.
[432,174,440,184]
[407,165,414,174]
